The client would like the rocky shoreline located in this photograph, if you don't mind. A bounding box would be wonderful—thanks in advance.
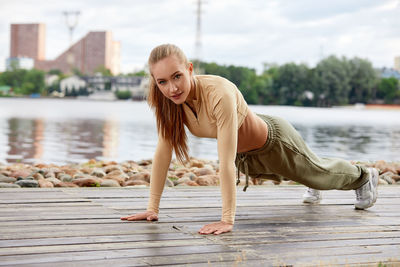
[0,159,399,188]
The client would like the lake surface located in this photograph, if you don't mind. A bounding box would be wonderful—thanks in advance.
[0,98,399,165]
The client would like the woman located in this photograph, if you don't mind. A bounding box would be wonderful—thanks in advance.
[121,44,379,235]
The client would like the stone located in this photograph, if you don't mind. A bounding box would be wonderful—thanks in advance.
[38,179,54,188]
[9,170,31,179]
[72,178,100,187]
[81,167,93,174]
[0,182,21,188]
[32,173,45,180]
[193,168,215,177]
[190,159,204,168]
[15,179,39,188]
[174,169,188,178]
[104,165,122,173]
[182,172,197,181]
[391,174,400,182]
[44,172,56,179]
[0,175,17,183]
[128,172,150,183]
[91,169,106,178]
[60,168,78,177]
[105,174,127,186]
[125,180,150,186]
[73,173,89,179]
[59,174,73,182]
[378,178,389,185]
[177,177,192,185]
[55,182,79,188]
[380,173,395,184]
[195,175,219,186]
[165,178,174,187]
[45,177,62,186]
[106,170,128,179]
[375,160,397,174]
[185,181,199,186]
[138,159,152,166]
[101,179,121,187]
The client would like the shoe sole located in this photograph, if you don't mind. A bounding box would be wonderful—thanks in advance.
[303,197,322,204]
[355,168,379,210]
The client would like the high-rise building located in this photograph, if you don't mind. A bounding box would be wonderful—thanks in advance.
[10,23,46,60]
[394,56,400,72]
[9,23,120,75]
[35,31,120,75]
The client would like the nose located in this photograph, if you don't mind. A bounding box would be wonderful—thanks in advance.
[168,82,178,93]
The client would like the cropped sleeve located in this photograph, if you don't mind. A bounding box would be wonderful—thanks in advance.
[147,135,173,214]
[211,89,238,224]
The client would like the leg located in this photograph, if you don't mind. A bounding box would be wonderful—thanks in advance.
[257,115,369,190]
[237,115,378,209]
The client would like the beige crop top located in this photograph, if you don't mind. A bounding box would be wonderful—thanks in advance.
[147,75,249,224]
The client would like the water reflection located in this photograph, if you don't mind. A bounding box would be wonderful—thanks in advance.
[6,118,44,162]
[0,99,399,164]
[3,118,122,164]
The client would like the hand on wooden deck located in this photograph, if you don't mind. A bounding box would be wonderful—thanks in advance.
[120,211,158,221]
[198,221,233,235]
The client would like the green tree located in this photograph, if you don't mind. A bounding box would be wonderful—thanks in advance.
[94,65,113,76]
[377,77,400,104]
[312,56,352,106]
[348,58,378,104]
[0,68,45,95]
[115,90,132,100]
[274,63,311,106]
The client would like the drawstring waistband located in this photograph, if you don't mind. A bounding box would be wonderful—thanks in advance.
[236,154,249,191]
[235,114,277,192]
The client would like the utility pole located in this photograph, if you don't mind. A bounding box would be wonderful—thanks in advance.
[63,11,80,46]
[194,0,203,74]
[63,11,80,74]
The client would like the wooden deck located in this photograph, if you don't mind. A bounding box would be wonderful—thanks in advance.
[0,185,399,266]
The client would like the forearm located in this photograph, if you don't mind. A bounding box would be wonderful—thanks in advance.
[219,161,237,224]
[147,139,172,214]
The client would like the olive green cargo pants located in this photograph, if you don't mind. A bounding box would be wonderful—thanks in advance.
[235,114,369,191]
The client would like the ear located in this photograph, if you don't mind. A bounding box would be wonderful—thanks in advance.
[188,62,193,74]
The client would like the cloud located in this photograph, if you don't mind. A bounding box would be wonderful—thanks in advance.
[0,0,399,73]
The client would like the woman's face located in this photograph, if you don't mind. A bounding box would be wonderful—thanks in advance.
[151,55,193,105]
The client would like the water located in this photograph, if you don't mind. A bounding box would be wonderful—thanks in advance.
[0,98,399,165]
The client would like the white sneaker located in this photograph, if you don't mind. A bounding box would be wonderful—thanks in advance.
[354,168,379,210]
[303,187,322,204]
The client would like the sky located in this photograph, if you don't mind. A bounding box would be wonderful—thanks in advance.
[0,0,399,74]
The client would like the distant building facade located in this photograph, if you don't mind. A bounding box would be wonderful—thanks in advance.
[10,23,46,60]
[395,56,400,72]
[6,57,34,70]
[379,67,400,80]
[59,75,148,99]
[8,23,120,75]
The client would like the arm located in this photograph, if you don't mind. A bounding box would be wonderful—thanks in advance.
[147,135,173,214]
[121,135,172,221]
[215,94,238,225]
[199,89,238,234]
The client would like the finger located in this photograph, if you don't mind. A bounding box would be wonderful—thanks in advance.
[200,227,216,235]
[147,214,158,221]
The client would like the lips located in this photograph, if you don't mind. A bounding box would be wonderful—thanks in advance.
[171,92,183,100]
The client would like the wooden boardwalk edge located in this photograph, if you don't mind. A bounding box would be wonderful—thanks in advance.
[0,186,399,266]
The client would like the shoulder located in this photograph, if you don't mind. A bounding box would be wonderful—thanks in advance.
[195,75,238,101]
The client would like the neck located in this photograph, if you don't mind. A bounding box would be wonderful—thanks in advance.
[186,76,196,102]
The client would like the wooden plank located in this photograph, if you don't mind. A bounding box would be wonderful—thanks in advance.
[0,244,237,266]
[0,185,398,266]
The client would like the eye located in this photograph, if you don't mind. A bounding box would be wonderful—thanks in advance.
[174,74,181,79]
[158,80,166,85]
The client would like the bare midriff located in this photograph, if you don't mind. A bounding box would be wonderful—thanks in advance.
[237,109,268,153]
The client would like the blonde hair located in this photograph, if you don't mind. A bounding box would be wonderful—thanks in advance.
[147,44,190,163]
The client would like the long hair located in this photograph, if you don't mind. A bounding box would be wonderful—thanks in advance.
[147,44,190,163]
